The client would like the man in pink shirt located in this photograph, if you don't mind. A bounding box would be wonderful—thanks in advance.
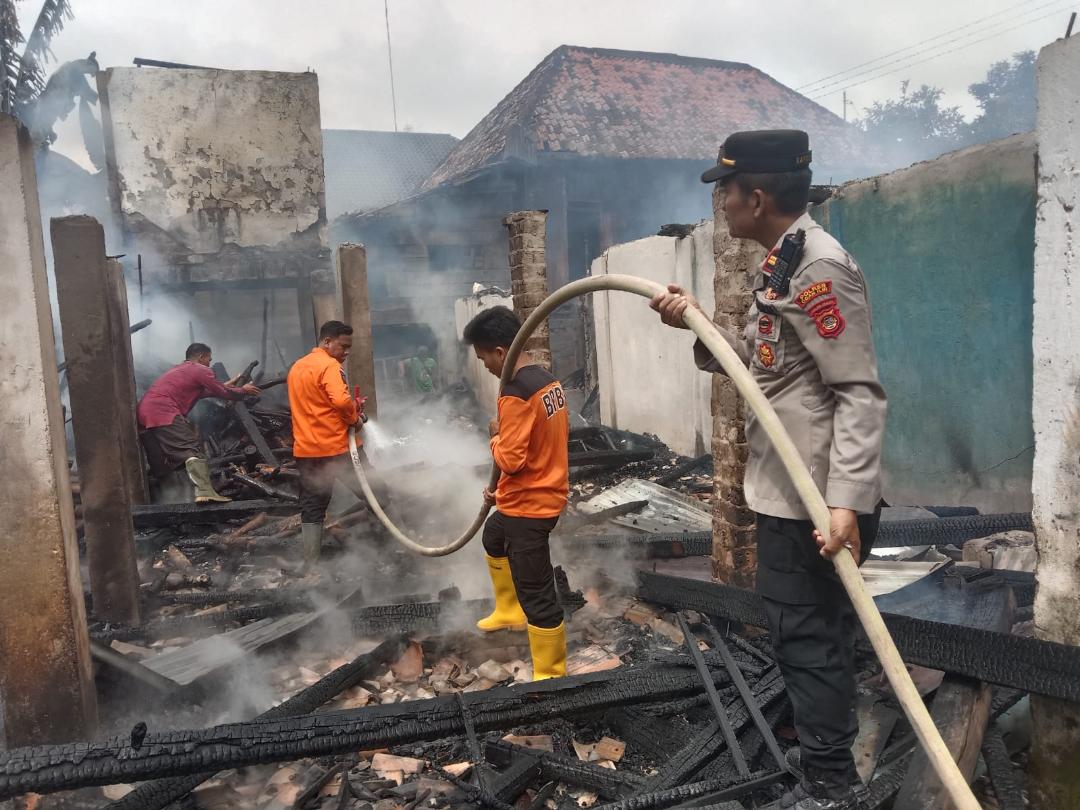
[137,342,261,503]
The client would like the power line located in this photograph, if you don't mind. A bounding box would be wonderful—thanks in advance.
[384,0,398,132]
[807,0,1073,97]
[809,2,1074,100]
[796,0,1047,92]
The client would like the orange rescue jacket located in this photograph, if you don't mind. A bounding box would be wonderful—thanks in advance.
[287,348,360,458]
[490,365,569,519]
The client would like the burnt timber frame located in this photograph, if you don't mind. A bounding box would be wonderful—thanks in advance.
[0,663,736,798]
[637,571,1080,702]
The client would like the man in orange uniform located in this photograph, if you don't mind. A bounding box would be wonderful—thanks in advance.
[462,306,570,680]
[287,320,362,567]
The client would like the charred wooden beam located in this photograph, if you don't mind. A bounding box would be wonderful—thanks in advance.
[230,471,298,502]
[652,668,787,790]
[596,770,785,810]
[704,623,786,772]
[212,362,279,470]
[677,614,749,777]
[93,599,313,643]
[350,598,492,637]
[576,514,1031,559]
[485,743,542,803]
[638,571,1080,702]
[699,696,790,782]
[654,455,712,487]
[487,741,648,800]
[568,449,656,469]
[132,499,297,529]
[106,636,408,810]
[874,513,1032,549]
[981,724,1026,810]
[0,663,733,798]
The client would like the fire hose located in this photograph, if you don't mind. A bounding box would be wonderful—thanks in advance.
[349,273,979,810]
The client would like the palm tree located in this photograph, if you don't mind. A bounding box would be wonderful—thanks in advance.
[0,0,73,119]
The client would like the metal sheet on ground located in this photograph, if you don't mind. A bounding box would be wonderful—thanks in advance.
[579,479,710,534]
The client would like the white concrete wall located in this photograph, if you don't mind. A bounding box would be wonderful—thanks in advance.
[1030,35,1080,807]
[99,67,325,256]
[1032,34,1080,647]
[0,116,97,742]
[591,222,716,456]
[454,290,514,416]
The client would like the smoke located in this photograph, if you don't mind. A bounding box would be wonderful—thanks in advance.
[326,390,495,605]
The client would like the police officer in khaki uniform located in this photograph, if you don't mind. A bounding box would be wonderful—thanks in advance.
[652,130,886,810]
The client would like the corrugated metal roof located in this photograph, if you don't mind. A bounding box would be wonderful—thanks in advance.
[579,478,711,534]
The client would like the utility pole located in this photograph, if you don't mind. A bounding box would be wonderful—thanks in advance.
[384,0,399,132]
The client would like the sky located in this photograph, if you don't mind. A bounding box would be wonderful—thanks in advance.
[17,0,1075,165]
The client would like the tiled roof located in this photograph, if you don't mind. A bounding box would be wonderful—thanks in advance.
[323,129,458,217]
[424,46,870,190]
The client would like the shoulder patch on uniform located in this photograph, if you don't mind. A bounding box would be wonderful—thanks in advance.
[807,298,846,339]
[795,280,832,309]
[757,343,776,368]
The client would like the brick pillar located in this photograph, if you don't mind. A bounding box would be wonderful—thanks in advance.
[53,216,142,625]
[336,243,378,419]
[0,115,97,744]
[710,185,766,588]
[1029,35,1080,809]
[504,211,552,370]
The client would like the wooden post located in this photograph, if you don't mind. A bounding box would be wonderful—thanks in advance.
[336,243,378,419]
[104,258,149,504]
[0,115,97,745]
[52,215,141,625]
[504,210,552,370]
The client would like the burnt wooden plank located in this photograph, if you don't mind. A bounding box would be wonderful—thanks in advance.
[893,676,992,809]
[981,724,1026,810]
[851,694,899,785]
[132,499,297,528]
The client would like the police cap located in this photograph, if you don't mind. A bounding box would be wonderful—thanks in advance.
[701,129,812,184]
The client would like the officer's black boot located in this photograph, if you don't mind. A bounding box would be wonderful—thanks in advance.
[776,750,863,810]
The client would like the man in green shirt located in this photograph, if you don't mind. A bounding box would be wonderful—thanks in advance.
[406,345,438,395]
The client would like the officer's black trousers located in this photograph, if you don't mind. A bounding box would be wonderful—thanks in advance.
[755,509,880,784]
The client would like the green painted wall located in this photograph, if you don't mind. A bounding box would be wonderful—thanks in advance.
[813,134,1036,512]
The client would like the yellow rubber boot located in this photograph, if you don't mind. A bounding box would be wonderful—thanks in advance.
[476,555,528,632]
[528,622,567,681]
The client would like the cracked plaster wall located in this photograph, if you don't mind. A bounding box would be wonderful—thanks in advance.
[99,67,326,282]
